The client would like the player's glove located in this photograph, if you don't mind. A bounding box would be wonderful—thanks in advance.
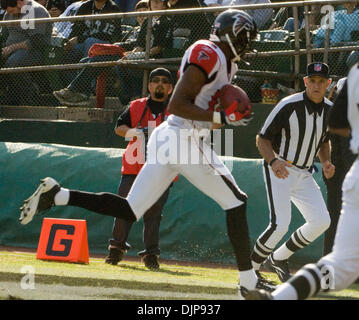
[213,101,254,126]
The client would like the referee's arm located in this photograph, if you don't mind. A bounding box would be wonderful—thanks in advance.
[256,135,292,179]
[256,135,277,166]
[317,141,331,164]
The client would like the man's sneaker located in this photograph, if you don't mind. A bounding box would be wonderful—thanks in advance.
[245,289,273,300]
[266,253,291,283]
[142,254,160,270]
[53,88,90,107]
[19,177,61,225]
[105,246,126,265]
[238,277,277,300]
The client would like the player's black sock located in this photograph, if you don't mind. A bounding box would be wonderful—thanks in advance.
[68,190,137,222]
[285,263,324,299]
[285,229,312,253]
[226,203,253,271]
[251,239,273,266]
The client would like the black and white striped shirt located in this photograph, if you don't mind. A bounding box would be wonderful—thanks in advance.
[260,91,333,169]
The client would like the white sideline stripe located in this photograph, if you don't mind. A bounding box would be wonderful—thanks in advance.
[0,281,237,300]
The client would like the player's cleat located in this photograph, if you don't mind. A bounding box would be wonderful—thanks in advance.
[266,253,291,283]
[238,277,277,300]
[255,272,278,291]
[105,246,126,265]
[245,289,273,300]
[19,177,61,225]
[142,254,160,270]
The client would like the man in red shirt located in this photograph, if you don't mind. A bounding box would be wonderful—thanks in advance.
[105,68,173,269]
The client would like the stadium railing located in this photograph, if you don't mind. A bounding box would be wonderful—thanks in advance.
[0,0,358,121]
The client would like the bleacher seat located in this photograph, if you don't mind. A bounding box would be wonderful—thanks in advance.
[163,28,191,58]
[259,30,290,42]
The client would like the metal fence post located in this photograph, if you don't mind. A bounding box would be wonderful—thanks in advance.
[293,5,300,91]
[304,5,312,64]
[142,14,153,97]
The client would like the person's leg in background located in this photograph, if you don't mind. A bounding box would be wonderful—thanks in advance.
[323,174,344,255]
[283,18,295,32]
[61,37,109,85]
[116,65,144,106]
[250,160,359,300]
[138,185,171,269]
[105,174,136,265]
[4,49,42,105]
[54,54,122,106]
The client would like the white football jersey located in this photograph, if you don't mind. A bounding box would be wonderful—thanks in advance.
[347,65,359,154]
[167,40,238,132]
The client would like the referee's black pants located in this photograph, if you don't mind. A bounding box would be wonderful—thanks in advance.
[109,174,171,256]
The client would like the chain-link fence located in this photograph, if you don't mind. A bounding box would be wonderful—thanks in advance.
[0,0,358,121]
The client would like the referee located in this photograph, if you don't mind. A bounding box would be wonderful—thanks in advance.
[251,62,336,282]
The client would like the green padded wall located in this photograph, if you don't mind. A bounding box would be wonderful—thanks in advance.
[0,142,327,267]
[0,103,275,159]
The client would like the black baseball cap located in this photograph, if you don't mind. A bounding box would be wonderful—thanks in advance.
[306,62,330,79]
[149,68,172,83]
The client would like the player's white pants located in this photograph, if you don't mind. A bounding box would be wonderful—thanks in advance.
[126,121,247,220]
[258,162,331,249]
[318,157,359,291]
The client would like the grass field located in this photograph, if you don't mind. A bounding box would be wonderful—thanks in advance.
[1,250,359,300]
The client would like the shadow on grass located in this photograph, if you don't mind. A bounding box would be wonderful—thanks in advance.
[116,263,191,276]
[0,271,235,295]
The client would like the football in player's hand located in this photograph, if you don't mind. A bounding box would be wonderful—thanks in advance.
[219,84,250,112]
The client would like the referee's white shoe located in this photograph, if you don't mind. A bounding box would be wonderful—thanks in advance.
[19,177,61,225]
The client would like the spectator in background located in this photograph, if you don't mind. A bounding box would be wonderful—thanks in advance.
[36,0,61,16]
[63,0,122,62]
[168,0,212,42]
[53,0,174,106]
[0,0,52,105]
[114,0,139,12]
[105,68,173,269]
[115,0,149,51]
[204,0,274,29]
[113,0,140,25]
[52,0,87,39]
[60,0,122,83]
[314,1,359,48]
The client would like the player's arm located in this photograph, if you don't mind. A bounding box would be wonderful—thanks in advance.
[167,64,213,122]
[168,65,249,125]
[328,79,350,137]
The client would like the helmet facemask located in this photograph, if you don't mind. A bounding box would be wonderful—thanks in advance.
[226,30,253,63]
[210,10,257,64]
